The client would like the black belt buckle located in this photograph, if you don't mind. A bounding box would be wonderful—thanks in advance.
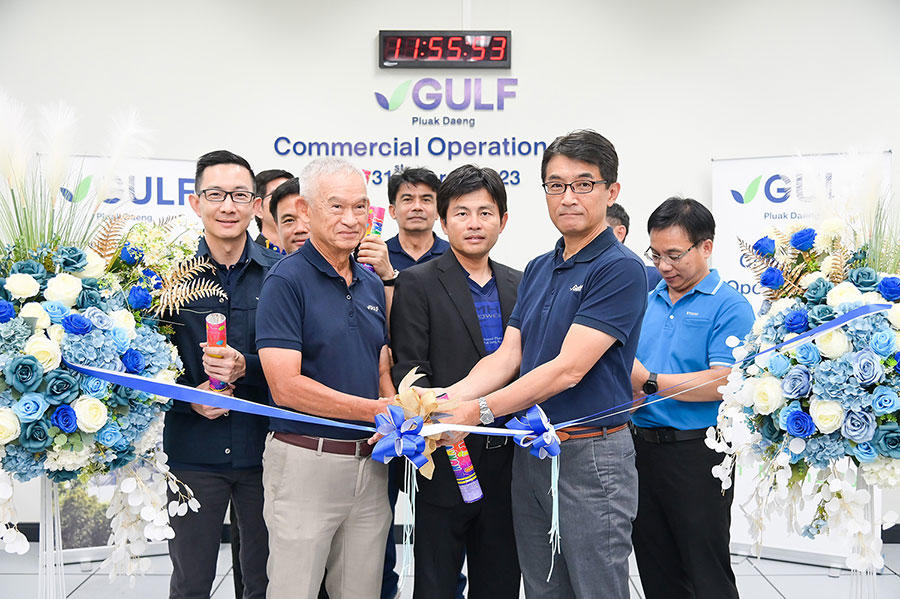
[485,435,509,449]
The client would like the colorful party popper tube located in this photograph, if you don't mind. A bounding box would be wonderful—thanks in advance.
[445,440,483,503]
[362,206,386,272]
[205,313,228,391]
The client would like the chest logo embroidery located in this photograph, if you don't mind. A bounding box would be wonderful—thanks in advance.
[569,284,583,292]
[366,305,380,312]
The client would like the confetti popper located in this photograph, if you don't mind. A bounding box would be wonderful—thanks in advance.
[445,440,483,503]
[205,313,228,391]
[362,205,386,272]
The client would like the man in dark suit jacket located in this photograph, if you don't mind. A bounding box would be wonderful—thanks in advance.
[390,164,522,599]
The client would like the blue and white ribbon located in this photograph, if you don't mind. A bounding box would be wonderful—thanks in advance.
[372,405,428,469]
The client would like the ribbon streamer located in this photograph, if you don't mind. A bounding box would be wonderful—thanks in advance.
[372,405,428,469]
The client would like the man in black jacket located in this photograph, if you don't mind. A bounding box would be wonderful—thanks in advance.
[164,150,281,599]
[390,164,522,599]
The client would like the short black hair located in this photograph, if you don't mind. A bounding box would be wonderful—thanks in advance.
[436,164,507,221]
[268,178,300,223]
[647,197,715,244]
[195,150,255,193]
[606,203,630,235]
[540,129,618,184]
[387,167,441,205]
[254,169,293,228]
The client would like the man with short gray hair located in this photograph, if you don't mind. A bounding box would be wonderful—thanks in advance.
[256,158,396,598]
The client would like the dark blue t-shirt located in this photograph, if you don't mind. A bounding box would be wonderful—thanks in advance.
[255,240,387,440]
[508,227,648,427]
[467,276,503,354]
[386,233,450,271]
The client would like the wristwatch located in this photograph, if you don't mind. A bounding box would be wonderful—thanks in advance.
[382,269,400,287]
[478,397,495,425]
[642,372,659,395]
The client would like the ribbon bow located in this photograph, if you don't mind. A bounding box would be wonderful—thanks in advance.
[372,405,429,469]
[506,405,561,459]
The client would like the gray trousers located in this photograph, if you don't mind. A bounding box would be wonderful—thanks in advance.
[511,430,638,599]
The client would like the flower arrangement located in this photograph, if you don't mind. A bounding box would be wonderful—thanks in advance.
[710,219,900,571]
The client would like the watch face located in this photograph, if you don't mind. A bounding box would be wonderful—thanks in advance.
[642,381,658,395]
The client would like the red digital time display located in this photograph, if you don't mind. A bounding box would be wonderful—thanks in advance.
[379,30,511,69]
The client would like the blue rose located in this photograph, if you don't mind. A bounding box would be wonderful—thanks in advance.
[767,353,791,377]
[0,279,8,302]
[121,348,145,374]
[876,276,900,302]
[759,415,783,443]
[853,349,884,387]
[896,351,900,375]
[785,409,816,438]
[109,327,131,354]
[0,300,15,324]
[82,307,113,330]
[50,404,78,433]
[848,267,878,292]
[61,313,93,335]
[40,301,69,324]
[795,343,821,367]
[19,418,53,452]
[79,376,109,398]
[47,469,79,483]
[10,259,49,285]
[805,278,834,305]
[851,441,878,463]
[42,370,79,405]
[782,364,812,399]
[807,304,836,327]
[841,409,877,443]
[53,246,87,273]
[777,400,803,430]
[4,355,44,393]
[141,268,163,290]
[127,286,152,311]
[760,267,785,289]
[870,330,896,357]
[784,310,809,333]
[12,392,50,423]
[76,287,104,311]
[872,422,900,459]
[871,386,899,416]
[753,236,776,257]
[119,243,143,265]
[790,228,816,252]
[96,421,125,448]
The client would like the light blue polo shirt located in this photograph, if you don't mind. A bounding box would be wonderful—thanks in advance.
[631,269,753,430]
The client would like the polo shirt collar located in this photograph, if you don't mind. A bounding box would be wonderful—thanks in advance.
[387,232,444,260]
[299,238,360,282]
[553,226,617,266]
[652,268,723,302]
[197,233,257,268]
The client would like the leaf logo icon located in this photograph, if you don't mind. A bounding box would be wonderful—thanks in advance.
[731,175,762,204]
[375,80,412,111]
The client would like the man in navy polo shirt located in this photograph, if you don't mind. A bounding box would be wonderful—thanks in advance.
[385,167,450,271]
[253,169,293,254]
[630,197,753,599]
[443,130,647,598]
[256,157,396,599]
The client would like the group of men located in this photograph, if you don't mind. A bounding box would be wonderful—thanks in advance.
[163,129,753,599]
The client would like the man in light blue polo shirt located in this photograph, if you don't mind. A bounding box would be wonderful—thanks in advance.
[442,130,647,598]
[630,197,753,599]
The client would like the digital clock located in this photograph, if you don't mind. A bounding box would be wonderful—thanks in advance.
[379,30,511,69]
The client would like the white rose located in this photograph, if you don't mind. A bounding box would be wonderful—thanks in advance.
[861,291,886,305]
[799,272,826,289]
[76,248,107,279]
[72,395,108,433]
[815,329,852,359]
[810,399,844,434]
[43,273,83,308]
[23,334,61,372]
[888,304,900,329]
[108,310,137,338]
[753,376,785,415]
[826,281,862,307]
[770,298,795,315]
[4,273,40,300]
[19,302,50,329]
[47,324,65,345]
[152,369,178,403]
[0,408,20,445]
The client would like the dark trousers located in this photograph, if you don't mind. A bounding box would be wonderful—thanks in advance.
[168,468,268,599]
[631,434,738,599]
[413,445,519,599]
[230,503,243,599]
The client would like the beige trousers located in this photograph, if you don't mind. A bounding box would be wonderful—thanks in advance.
[262,434,391,599]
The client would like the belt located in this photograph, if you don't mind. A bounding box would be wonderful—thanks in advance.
[556,423,628,442]
[272,431,373,457]
[630,424,708,444]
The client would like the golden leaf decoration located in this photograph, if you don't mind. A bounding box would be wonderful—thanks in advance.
[89,214,132,262]
[829,245,852,284]
[152,257,227,316]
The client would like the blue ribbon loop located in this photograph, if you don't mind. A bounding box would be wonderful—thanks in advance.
[372,405,429,469]
[506,406,561,459]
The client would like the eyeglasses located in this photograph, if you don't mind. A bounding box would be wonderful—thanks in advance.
[199,188,256,204]
[542,179,607,195]
[644,242,699,265]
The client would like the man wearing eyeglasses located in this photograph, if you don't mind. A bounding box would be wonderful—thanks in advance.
[630,197,753,599]
[165,150,281,599]
[440,130,648,598]
[253,169,294,254]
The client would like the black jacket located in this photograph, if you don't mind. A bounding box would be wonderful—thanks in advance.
[163,234,281,468]
[390,250,521,507]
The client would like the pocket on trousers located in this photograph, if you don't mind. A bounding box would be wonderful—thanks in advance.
[262,437,286,500]
[589,437,611,496]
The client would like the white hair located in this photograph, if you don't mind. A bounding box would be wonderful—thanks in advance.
[297,157,365,202]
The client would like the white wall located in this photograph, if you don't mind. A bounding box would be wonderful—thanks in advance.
[3,0,899,518]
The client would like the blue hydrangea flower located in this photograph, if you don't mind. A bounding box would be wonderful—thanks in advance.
[61,330,124,372]
[0,443,47,482]
[0,317,33,355]
[813,357,868,410]
[131,326,172,375]
[118,400,158,444]
[802,432,846,469]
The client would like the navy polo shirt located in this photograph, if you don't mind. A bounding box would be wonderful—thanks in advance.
[255,240,388,440]
[509,227,648,427]
[468,276,503,353]
[386,233,450,271]
[632,269,754,430]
